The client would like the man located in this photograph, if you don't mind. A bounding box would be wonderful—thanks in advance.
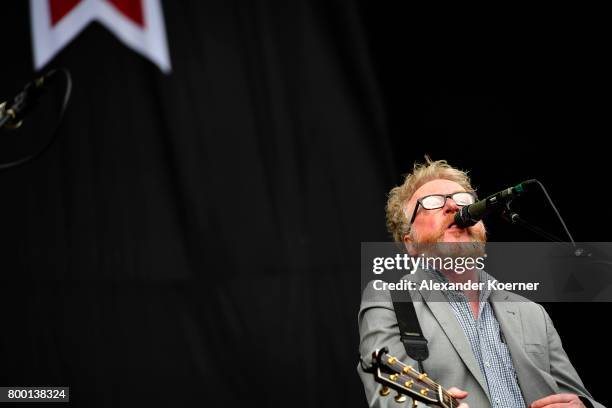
[357,158,603,408]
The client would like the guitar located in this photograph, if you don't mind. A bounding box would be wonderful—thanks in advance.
[366,347,460,407]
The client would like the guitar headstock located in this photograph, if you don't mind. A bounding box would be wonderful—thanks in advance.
[368,347,458,408]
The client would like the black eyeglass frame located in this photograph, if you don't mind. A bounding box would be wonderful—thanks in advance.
[408,191,477,225]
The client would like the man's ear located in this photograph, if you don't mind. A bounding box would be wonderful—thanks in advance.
[403,233,417,256]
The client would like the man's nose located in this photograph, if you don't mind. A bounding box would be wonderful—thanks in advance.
[444,198,460,213]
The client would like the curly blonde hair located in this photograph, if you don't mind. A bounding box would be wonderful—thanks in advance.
[386,157,474,242]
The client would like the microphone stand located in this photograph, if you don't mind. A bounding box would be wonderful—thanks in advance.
[501,188,611,264]
[500,189,612,305]
[502,205,584,251]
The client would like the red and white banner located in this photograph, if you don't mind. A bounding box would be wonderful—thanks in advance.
[30,0,171,73]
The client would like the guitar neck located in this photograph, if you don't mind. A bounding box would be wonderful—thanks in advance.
[370,348,460,407]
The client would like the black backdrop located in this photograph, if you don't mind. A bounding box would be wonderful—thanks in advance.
[0,2,609,407]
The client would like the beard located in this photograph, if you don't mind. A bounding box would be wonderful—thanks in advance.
[409,214,487,260]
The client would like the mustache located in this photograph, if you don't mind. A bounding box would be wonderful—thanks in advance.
[436,213,484,240]
[437,214,459,235]
[409,212,487,244]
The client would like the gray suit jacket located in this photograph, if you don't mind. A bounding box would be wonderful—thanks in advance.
[357,275,604,408]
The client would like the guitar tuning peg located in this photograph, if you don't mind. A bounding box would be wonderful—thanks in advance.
[394,393,407,403]
[379,386,391,396]
[411,398,418,407]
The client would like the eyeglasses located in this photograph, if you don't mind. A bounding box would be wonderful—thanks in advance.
[409,192,477,225]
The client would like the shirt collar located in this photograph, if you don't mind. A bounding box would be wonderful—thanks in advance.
[423,268,494,303]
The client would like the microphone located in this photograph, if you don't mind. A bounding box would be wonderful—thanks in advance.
[0,70,58,130]
[454,180,537,228]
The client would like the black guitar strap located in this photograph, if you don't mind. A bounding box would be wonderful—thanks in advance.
[390,290,429,373]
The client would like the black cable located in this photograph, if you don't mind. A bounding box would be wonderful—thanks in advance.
[533,179,576,246]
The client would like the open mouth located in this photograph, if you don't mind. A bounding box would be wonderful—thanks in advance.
[448,221,460,229]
